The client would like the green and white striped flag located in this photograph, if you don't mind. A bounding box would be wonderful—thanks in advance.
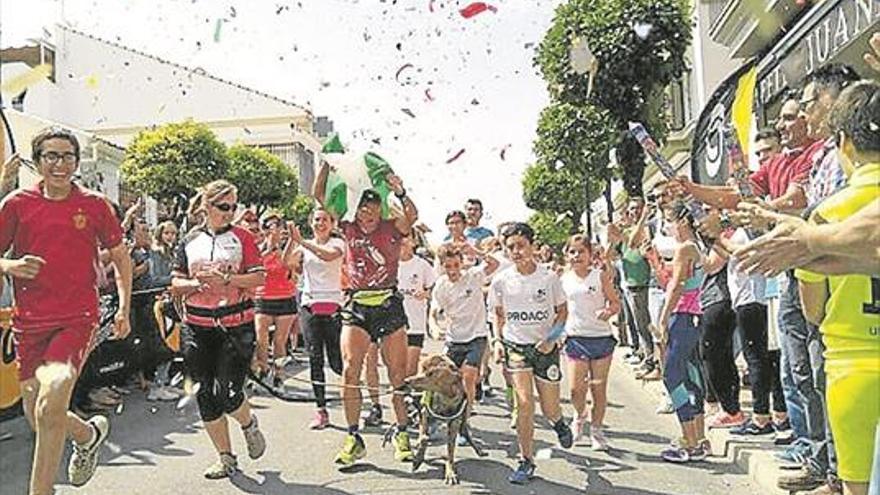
[321,134,395,221]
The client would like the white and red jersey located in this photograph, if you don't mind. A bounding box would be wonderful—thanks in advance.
[174,225,263,328]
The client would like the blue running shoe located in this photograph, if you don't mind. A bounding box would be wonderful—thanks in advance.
[508,458,536,484]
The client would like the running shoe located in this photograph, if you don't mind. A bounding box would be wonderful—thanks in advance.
[773,418,791,432]
[708,411,747,429]
[777,466,825,492]
[553,419,574,449]
[68,416,110,486]
[393,430,414,462]
[731,420,774,436]
[309,409,330,430]
[590,425,609,452]
[660,446,692,463]
[688,445,709,461]
[625,355,643,366]
[242,415,266,459]
[334,434,366,466]
[774,438,812,464]
[204,453,238,479]
[363,403,383,427]
[508,458,536,485]
[456,434,469,447]
[699,438,712,455]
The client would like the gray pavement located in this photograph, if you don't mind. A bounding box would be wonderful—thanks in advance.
[0,343,757,495]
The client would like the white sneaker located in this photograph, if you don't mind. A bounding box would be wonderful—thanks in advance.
[242,415,266,459]
[204,453,238,479]
[147,386,178,402]
[68,416,109,486]
[590,425,609,451]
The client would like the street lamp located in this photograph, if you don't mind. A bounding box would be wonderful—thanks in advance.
[569,36,599,240]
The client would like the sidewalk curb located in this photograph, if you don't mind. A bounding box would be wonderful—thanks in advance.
[613,349,789,495]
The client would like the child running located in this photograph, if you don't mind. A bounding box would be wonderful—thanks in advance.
[560,234,621,451]
[488,222,573,484]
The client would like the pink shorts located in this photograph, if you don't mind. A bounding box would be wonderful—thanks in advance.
[13,321,98,381]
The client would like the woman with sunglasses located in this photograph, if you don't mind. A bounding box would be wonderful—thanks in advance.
[253,211,300,387]
[171,180,267,479]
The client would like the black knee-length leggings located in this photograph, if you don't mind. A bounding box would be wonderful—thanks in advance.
[183,322,255,422]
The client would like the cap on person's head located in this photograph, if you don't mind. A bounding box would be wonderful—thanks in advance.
[359,189,382,207]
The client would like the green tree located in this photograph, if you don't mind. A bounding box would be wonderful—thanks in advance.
[226,144,298,216]
[528,210,577,251]
[120,120,229,207]
[530,101,617,218]
[534,0,691,196]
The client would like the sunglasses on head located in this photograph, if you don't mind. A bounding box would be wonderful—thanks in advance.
[212,202,237,212]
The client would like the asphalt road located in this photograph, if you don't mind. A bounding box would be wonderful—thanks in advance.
[0,342,757,495]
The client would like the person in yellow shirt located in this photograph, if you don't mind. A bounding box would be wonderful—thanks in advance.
[796,80,880,495]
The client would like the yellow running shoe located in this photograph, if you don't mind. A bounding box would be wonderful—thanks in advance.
[393,430,413,462]
[334,434,366,466]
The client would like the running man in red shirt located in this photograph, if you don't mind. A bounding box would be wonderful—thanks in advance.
[0,127,133,495]
[313,162,419,466]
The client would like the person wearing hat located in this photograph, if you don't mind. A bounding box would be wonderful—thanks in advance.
[313,162,419,467]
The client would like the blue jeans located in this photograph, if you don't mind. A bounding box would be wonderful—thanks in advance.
[779,271,833,474]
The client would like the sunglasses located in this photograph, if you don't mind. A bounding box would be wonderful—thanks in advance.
[212,202,237,212]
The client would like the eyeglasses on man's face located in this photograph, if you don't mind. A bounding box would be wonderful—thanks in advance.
[40,152,78,165]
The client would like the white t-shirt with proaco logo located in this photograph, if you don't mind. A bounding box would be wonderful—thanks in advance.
[398,255,437,335]
[488,264,566,345]
[431,267,488,343]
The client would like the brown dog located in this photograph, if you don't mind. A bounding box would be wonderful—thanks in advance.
[404,354,485,485]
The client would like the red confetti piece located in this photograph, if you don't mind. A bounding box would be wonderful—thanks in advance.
[500,144,511,160]
[428,0,436,13]
[446,148,466,163]
[395,63,414,83]
[459,2,497,19]
[424,88,434,101]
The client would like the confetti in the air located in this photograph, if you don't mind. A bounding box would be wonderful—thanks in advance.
[401,108,416,118]
[424,88,435,101]
[214,19,224,42]
[499,144,511,160]
[459,2,497,19]
[446,148,466,163]
[395,63,414,84]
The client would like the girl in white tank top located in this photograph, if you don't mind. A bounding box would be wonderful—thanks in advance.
[560,235,621,451]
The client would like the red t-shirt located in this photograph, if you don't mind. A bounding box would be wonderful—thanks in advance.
[749,140,822,199]
[255,250,296,300]
[340,219,402,290]
[0,183,124,331]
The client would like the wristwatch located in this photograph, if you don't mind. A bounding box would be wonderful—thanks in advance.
[395,188,407,200]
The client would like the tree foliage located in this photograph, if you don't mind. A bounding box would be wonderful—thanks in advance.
[528,210,577,251]
[227,144,298,216]
[533,0,691,196]
[529,101,617,215]
[120,120,228,204]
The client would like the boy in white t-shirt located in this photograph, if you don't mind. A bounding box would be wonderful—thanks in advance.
[431,243,499,411]
[488,223,573,485]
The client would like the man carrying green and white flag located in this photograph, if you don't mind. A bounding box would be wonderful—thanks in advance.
[319,133,396,221]
[311,132,420,468]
